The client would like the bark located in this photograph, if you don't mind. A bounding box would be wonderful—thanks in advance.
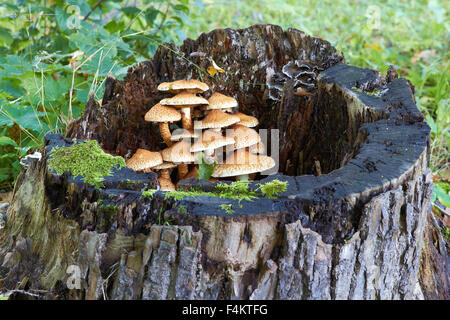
[0,25,447,300]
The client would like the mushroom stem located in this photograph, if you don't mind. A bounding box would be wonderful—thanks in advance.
[178,163,189,180]
[160,169,171,180]
[181,107,192,130]
[159,122,173,146]
[236,174,250,181]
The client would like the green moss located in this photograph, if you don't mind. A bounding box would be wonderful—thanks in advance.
[97,204,119,232]
[142,189,157,199]
[257,179,288,199]
[220,204,234,215]
[48,140,125,189]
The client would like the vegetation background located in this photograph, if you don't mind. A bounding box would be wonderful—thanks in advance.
[0,0,448,230]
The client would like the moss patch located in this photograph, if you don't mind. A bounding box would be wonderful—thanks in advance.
[48,140,125,189]
[144,180,288,204]
[257,179,288,199]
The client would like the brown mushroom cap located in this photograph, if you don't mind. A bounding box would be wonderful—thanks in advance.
[161,141,197,163]
[152,161,177,170]
[249,141,266,154]
[234,112,259,127]
[227,124,261,150]
[195,109,240,130]
[158,177,176,191]
[144,103,181,122]
[158,79,209,94]
[159,91,208,107]
[170,128,200,141]
[206,92,238,110]
[211,150,275,178]
[126,149,163,171]
[190,130,234,152]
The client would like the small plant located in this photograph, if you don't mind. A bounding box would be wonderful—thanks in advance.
[257,179,288,199]
[47,140,125,189]
[220,204,234,215]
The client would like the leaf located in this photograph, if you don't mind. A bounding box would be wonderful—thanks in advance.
[433,183,450,208]
[0,136,17,146]
[197,153,216,180]
[207,59,225,77]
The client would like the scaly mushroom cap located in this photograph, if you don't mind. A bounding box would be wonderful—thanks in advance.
[195,109,240,130]
[249,141,266,154]
[144,103,181,122]
[159,91,208,107]
[190,130,234,152]
[158,177,176,191]
[126,149,163,171]
[206,92,238,110]
[170,128,200,141]
[158,79,209,94]
[152,161,177,170]
[227,124,261,150]
[234,112,259,127]
[161,141,197,163]
[211,150,275,178]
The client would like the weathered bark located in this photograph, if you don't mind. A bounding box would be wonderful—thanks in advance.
[0,25,447,300]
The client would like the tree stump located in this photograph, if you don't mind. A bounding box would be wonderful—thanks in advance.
[0,25,448,300]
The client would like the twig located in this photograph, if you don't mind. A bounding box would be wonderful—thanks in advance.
[83,0,104,21]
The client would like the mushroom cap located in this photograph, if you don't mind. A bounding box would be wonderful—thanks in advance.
[249,141,266,154]
[234,112,259,127]
[157,79,209,93]
[190,130,234,152]
[195,109,240,129]
[211,150,275,177]
[170,128,200,141]
[161,141,197,163]
[144,103,181,122]
[158,177,176,191]
[153,161,177,170]
[126,149,163,171]
[227,124,261,150]
[206,92,238,110]
[159,91,208,107]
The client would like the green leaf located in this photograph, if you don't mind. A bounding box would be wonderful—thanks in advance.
[433,183,450,208]
[197,153,216,180]
[0,136,17,146]
[0,27,13,46]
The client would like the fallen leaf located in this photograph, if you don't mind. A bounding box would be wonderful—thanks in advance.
[207,59,225,76]
[293,88,313,96]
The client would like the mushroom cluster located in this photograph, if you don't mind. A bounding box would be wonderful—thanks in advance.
[125,79,276,190]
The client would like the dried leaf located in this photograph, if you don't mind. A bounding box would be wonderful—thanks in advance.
[207,59,225,76]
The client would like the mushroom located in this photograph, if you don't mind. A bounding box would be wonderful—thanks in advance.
[152,161,177,180]
[126,149,163,172]
[158,177,176,191]
[191,130,234,164]
[145,103,181,146]
[227,124,261,150]
[195,109,240,132]
[205,92,238,112]
[233,112,259,128]
[211,150,275,181]
[158,79,209,94]
[159,91,209,130]
[161,140,197,179]
[170,128,200,142]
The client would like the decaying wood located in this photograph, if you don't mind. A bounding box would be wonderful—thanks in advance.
[0,25,447,299]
